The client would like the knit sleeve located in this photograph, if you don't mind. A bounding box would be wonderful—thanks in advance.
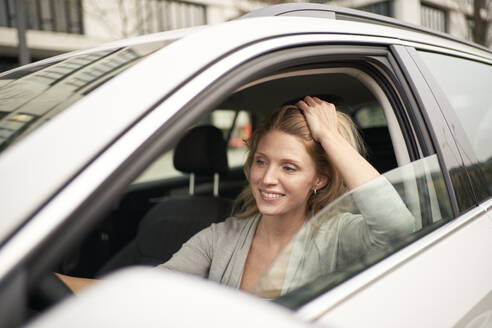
[157,224,216,278]
[338,176,415,261]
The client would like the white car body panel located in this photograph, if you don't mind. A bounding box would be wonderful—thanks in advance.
[27,268,312,328]
[300,204,492,327]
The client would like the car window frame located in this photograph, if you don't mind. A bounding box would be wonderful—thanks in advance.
[71,42,452,288]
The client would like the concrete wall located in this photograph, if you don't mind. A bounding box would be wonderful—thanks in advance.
[81,0,260,40]
[0,0,490,71]
[331,0,488,43]
[0,0,260,69]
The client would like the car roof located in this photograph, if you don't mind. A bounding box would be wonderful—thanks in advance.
[242,3,492,54]
[0,13,490,246]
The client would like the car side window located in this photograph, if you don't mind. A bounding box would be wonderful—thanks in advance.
[212,110,251,169]
[416,51,492,201]
[257,155,453,302]
[354,103,387,128]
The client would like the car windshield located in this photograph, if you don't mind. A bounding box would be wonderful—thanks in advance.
[0,40,172,155]
[254,154,452,306]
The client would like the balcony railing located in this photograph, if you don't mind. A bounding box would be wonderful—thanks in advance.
[0,0,206,36]
[134,0,207,34]
[0,0,84,34]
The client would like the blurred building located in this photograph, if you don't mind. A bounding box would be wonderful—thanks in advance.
[1,0,490,73]
[0,0,259,72]
[330,0,490,45]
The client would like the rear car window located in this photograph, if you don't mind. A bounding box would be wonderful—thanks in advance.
[134,109,251,184]
[417,51,492,200]
[0,40,172,155]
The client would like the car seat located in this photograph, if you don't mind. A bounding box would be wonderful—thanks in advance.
[97,125,234,276]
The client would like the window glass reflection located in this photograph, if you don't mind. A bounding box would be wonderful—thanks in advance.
[418,51,492,199]
[256,155,452,304]
[0,41,171,154]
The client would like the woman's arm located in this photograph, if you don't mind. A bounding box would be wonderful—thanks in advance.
[297,96,414,251]
[55,221,216,295]
[157,223,215,277]
[297,96,380,190]
[54,273,98,293]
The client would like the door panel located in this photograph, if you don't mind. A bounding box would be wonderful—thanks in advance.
[316,206,492,327]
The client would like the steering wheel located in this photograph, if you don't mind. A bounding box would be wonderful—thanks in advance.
[30,273,73,311]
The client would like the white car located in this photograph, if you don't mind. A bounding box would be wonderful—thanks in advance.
[0,4,491,328]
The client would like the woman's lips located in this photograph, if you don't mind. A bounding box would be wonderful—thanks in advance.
[260,190,285,201]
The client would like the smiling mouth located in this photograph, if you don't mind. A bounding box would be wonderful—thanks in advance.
[260,190,285,200]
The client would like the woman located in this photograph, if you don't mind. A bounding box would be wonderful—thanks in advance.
[158,96,413,296]
[58,96,414,295]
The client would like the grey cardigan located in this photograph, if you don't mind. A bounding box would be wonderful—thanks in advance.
[158,176,415,292]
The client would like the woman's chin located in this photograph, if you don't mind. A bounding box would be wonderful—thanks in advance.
[257,205,285,218]
[257,206,273,216]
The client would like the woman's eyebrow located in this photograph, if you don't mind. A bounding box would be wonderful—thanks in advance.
[255,152,302,167]
[281,159,301,167]
[254,152,267,158]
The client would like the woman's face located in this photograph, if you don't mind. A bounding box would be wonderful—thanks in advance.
[249,130,326,220]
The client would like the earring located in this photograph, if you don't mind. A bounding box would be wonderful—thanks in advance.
[313,189,317,195]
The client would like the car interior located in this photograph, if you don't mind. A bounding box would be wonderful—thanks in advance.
[29,65,451,315]
[52,67,404,280]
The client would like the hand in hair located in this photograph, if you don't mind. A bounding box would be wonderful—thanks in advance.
[297,96,380,190]
[296,96,338,142]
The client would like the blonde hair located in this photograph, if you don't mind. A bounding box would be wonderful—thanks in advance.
[235,104,364,219]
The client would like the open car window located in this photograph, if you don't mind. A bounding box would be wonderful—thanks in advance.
[255,154,453,304]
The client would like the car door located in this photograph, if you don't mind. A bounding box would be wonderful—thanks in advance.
[280,45,492,328]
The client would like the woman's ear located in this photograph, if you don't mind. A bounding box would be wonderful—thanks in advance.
[314,175,328,190]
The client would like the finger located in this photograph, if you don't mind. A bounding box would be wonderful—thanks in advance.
[296,100,309,111]
[304,96,317,106]
[312,97,323,104]
[326,102,336,111]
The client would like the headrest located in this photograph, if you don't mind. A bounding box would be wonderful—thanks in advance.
[173,125,229,176]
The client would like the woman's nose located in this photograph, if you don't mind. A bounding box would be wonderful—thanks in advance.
[262,166,278,185]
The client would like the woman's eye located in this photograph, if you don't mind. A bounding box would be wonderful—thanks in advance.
[283,166,296,172]
[255,159,265,166]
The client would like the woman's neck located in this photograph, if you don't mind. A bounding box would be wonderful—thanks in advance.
[256,212,306,249]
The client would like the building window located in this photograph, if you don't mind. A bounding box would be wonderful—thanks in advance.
[421,3,447,32]
[357,1,391,17]
[0,0,83,34]
[135,0,207,34]
[466,16,474,41]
